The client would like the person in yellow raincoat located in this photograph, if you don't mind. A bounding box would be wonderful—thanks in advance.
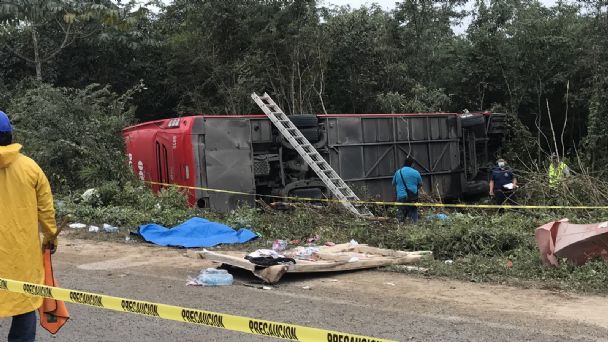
[0,111,58,342]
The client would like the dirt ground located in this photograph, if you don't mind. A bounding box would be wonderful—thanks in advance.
[3,235,608,341]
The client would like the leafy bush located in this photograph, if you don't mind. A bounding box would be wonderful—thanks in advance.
[56,182,197,229]
[7,83,141,191]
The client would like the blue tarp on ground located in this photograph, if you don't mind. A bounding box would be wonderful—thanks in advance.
[138,217,258,248]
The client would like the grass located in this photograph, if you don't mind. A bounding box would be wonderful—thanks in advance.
[56,188,608,294]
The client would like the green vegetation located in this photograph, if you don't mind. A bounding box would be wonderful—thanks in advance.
[1,0,608,293]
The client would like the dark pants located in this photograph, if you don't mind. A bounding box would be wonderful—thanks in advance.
[8,311,36,342]
[493,189,516,213]
[397,201,418,223]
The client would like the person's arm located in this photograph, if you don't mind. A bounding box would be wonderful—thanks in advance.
[36,167,59,251]
[489,179,494,196]
[509,170,518,188]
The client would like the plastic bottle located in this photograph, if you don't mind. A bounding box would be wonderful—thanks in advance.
[198,268,233,286]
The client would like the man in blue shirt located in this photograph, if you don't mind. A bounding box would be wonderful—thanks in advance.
[489,158,518,208]
[392,156,423,223]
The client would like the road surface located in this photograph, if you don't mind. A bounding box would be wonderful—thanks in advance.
[2,237,608,341]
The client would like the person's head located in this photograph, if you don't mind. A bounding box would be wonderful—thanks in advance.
[0,111,13,146]
[404,156,414,167]
[550,153,558,164]
[497,158,506,168]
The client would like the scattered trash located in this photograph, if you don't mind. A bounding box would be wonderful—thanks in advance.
[394,265,428,273]
[68,223,87,229]
[306,234,320,245]
[536,219,608,266]
[88,225,100,233]
[247,249,284,259]
[302,286,312,290]
[287,246,320,261]
[272,239,288,252]
[444,259,454,265]
[201,243,433,284]
[348,256,360,263]
[323,279,339,283]
[384,282,396,286]
[506,260,513,268]
[187,268,233,286]
[324,241,336,247]
[349,239,359,246]
[81,188,99,203]
[262,286,273,290]
[290,239,301,245]
[103,224,119,233]
[433,213,449,221]
[55,200,65,211]
[245,249,296,266]
[125,236,131,242]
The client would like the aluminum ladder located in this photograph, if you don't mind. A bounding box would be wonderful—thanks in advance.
[251,92,373,217]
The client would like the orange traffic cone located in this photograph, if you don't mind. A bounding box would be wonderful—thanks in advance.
[38,247,69,334]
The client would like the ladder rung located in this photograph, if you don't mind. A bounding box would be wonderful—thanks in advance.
[252,92,373,218]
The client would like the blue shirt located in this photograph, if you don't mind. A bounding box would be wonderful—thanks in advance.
[490,167,514,190]
[392,166,422,201]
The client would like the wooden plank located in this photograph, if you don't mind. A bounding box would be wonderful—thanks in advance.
[197,247,433,283]
[199,250,258,272]
[287,254,427,273]
[253,265,289,284]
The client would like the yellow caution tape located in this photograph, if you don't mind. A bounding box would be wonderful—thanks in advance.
[0,277,394,342]
[145,181,608,210]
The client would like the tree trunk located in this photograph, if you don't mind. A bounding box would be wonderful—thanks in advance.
[32,26,42,81]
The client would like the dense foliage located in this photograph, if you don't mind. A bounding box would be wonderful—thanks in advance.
[7,82,139,191]
[1,0,607,171]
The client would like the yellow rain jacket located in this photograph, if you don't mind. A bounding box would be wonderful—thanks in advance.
[0,143,58,317]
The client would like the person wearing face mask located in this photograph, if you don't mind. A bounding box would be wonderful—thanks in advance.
[489,158,518,207]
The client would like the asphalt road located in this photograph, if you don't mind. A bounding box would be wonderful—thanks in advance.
[2,238,608,342]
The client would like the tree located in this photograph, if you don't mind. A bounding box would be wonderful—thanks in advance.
[0,0,151,81]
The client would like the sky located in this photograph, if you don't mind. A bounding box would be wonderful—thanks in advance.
[154,0,563,33]
[320,0,560,34]
[322,0,558,10]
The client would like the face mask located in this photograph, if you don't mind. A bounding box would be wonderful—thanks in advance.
[498,162,505,168]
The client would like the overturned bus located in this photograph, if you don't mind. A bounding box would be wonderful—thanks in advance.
[123,111,505,211]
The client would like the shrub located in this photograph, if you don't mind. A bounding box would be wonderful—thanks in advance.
[7,83,141,191]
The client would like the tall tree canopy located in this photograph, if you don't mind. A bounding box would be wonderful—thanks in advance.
[1,0,607,173]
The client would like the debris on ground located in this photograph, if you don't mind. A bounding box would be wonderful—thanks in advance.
[536,219,608,266]
[272,239,288,252]
[103,224,120,233]
[393,265,428,273]
[138,217,258,248]
[68,223,87,229]
[194,242,432,284]
[245,249,296,266]
[81,188,100,203]
[88,225,100,233]
[187,268,233,286]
